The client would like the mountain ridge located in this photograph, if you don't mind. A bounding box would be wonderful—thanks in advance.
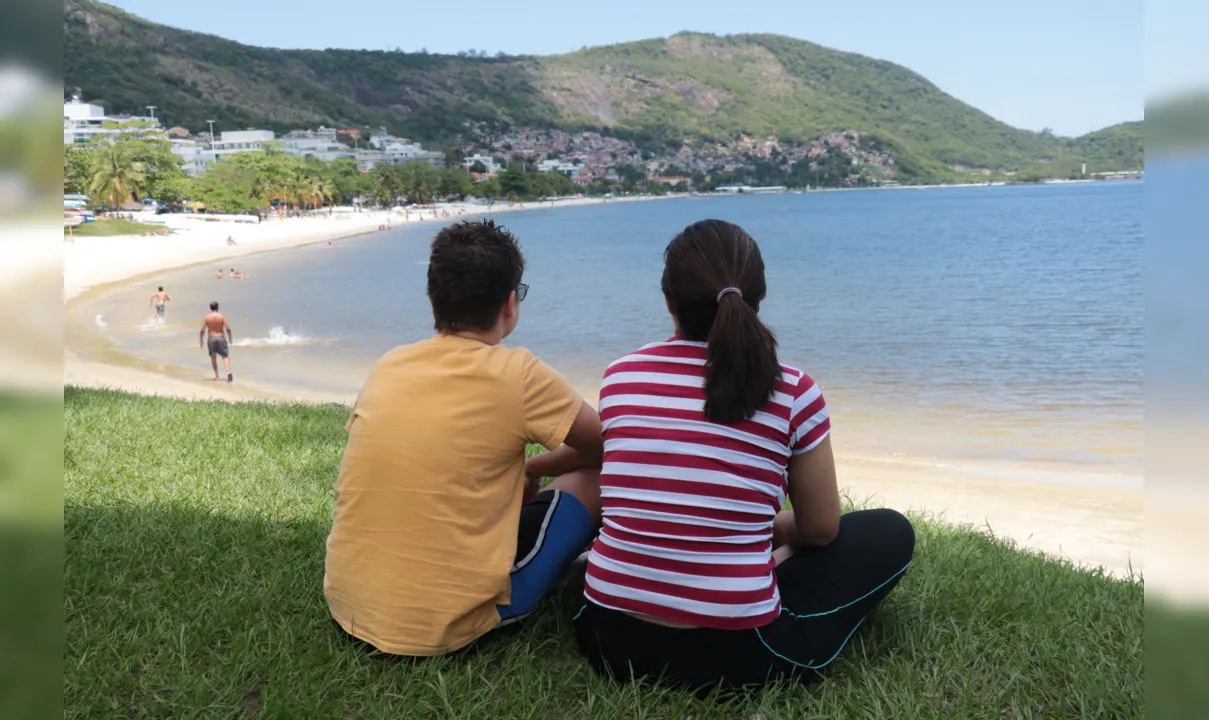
[64,0,1142,180]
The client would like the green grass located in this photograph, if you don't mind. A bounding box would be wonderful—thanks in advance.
[65,218,172,237]
[64,388,1144,718]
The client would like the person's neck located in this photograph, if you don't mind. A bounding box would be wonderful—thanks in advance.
[443,327,504,346]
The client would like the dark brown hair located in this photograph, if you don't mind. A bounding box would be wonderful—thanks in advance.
[427,219,525,332]
[661,219,780,424]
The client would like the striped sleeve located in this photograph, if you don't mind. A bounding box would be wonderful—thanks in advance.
[788,373,830,454]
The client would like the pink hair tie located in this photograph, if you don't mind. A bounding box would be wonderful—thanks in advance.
[716,287,743,302]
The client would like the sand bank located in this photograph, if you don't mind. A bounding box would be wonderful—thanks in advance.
[61,201,1144,580]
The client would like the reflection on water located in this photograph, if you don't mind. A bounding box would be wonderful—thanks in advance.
[73,183,1143,482]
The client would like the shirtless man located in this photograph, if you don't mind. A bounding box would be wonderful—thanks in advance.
[149,286,170,322]
[216,268,224,280]
[199,301,233,382]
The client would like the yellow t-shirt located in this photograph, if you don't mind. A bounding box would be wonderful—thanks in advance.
[324,334,583,656]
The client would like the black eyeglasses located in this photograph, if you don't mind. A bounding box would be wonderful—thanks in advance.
[515,283,529,302]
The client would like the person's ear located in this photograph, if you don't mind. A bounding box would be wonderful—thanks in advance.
[501,291,518,323]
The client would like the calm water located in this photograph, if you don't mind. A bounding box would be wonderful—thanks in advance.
[82,182,1144,481]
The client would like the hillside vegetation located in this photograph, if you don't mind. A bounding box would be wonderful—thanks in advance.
[64,0,1142,180]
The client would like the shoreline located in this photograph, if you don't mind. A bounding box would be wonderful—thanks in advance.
[62,196,1144,580]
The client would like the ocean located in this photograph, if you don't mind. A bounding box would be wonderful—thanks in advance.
[78,182,1143,484]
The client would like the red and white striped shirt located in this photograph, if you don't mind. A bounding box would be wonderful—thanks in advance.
[583,339,831,630]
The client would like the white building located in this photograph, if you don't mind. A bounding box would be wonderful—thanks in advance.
[170,138,207,176]
[537,159,579,175]
[367,131,445,167]
[210,129,276,162]
[280,127,356,163]
[384,140,444,167]
[63,95,161,145]
[355,149,388,173]
[462,153,500,173]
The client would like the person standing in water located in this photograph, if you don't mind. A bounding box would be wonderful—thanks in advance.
[148,286,170,322]
[199,301,233,382]
[216,268,224,280]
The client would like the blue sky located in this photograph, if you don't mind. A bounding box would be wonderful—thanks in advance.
[108,0,1144,137]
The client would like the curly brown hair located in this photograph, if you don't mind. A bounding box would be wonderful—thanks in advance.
[427,219,525,332]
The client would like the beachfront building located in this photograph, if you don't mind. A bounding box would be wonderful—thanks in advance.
[209,129,276,162]
[461,153,500,173]
[536,159,579,175]
[170,138,207,176]
[354,149,387,172]
[383,140,444,167]
[63,94,162,145]
[280,128,356,163]
[366,131,445,167]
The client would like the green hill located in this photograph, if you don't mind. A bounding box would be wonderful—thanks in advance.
[64,0,1142,180]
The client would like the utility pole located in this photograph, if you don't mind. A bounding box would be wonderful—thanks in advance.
[206,120,217,163]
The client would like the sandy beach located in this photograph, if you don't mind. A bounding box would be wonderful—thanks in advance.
[61,199,1144,580]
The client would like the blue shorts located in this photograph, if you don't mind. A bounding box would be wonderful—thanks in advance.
[496,488,594,625]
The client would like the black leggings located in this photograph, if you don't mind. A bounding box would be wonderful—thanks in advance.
[572,508,915,692]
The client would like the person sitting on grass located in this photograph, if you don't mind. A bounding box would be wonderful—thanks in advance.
[325,219,604,657]
[569,219,916,692]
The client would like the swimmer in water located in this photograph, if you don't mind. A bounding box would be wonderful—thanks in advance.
[216,269,224,280]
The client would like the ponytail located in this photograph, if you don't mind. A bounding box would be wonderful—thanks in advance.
[661,219,782,425]
[704,291,781,424]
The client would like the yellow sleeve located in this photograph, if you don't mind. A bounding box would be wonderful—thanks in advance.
[521,355,583,450]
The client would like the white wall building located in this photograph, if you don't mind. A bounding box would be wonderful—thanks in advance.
[462,153,500,173]
[367,131,445,167]
[355,149,388,173]
[210,129,276,161]
[383,140,444,167]
[280,127,356,163]
[63,95,161,145]
[537,159,579,175]
[170,138,207,176]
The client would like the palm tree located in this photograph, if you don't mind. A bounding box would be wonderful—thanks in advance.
[314,179,335,215]
[89,142,147,211]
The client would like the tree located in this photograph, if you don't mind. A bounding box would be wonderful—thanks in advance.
[89,141,147,209]
[98,120,186,202]
[325,157,365,204]
[64,145,94,196]
[439,169,474,199]
[314,178,335,213]
[369,163,403,206]
[229,151,294,217]
[399,160,442,204]
[469,160,488,174]
[475,177,501,201]
[498,167,529,199]
[191,162,258,214]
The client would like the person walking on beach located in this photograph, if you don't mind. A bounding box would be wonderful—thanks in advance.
[564,219,914,693]
[148,286,170,322]
[199,301,233,382]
